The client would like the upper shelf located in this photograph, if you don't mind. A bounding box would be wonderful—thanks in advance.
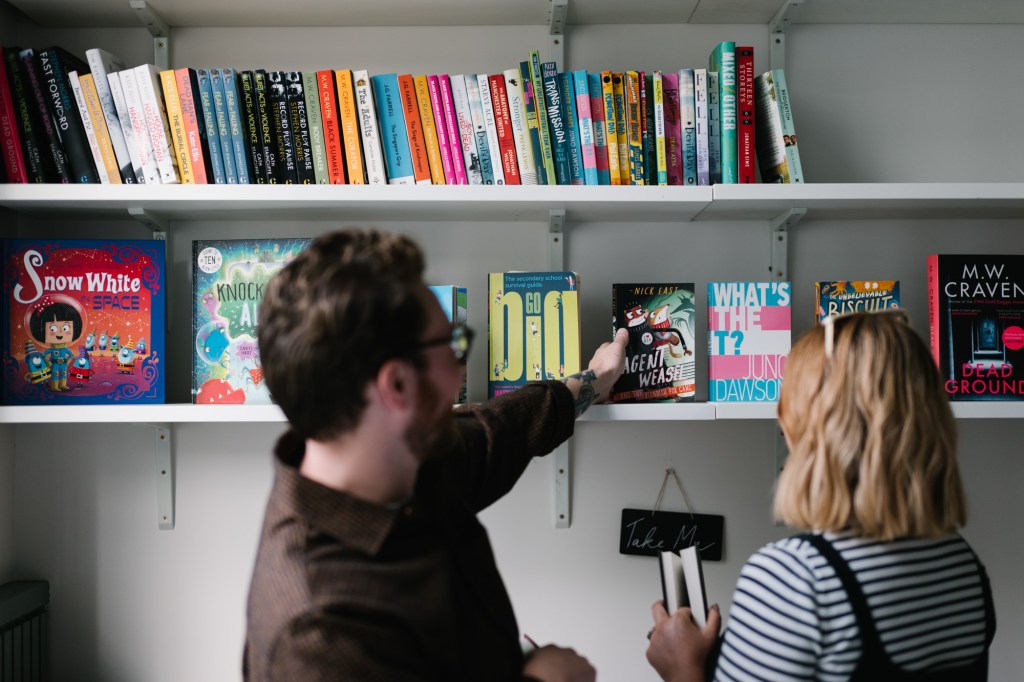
[2,183,1023,224]
[8,0,1024,28]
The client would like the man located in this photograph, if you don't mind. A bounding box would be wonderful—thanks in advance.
[244,229,627,681]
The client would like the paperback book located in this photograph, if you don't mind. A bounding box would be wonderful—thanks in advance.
[611,283,696,403]
[192,238,311,404]
[488,271,580,399]
[928,254,1024,401]
[708,281,791,402]
[659,546,709,628]
[2,238,165,404]
[815,280,900,322]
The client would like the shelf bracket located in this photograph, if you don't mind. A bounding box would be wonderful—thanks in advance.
[769,207,804,282]
[549,208,565,271]
[554,442,571,528]
[547,0,568,67]
[768,0,803,72]
[127,207,168,235]
[144,423,175,530]
[130,0,171,71]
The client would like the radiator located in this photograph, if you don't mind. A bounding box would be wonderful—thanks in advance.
[0,582,49,682]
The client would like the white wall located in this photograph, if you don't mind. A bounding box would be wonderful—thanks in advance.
[5,14,1024,682]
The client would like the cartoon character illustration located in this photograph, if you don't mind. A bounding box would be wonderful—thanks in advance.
[530,321,539,337]
[98,330,109,351]
[647,304,692,358]
[135,337,147,354]
[68,347,92,387]
[29,299,84,392]
[109,331,121,354]
[22,340,52,384]
[116,337,136,374]
[533,363,541,380]
[493,363,501,379]
[85,330,96,352]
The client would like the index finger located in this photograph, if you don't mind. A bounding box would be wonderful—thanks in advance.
[650,599,670,624]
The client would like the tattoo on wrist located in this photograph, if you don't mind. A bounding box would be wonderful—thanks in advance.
[564,369,599,418]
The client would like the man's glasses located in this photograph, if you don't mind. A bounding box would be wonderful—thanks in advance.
[411,324,474,364]
[821,309,909,358]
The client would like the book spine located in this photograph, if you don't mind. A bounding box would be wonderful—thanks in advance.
[502,69,534,185]
[927,255,941,368]
[197,68,227,183]
[449,74,481,185]
[586,74,609,185]
[641,72,653,184]
[465,75,497,184]
[211,68,238,183]
[3,47,53,183]
[267,71,296,183]
[694,69,710,186]
[398,74,431,185]
[662,71,682,186]
[415,75,445,184]
[488,73,520,185]
[134,63,180,184]
[68,70,111,183]
[426,74,455,184]
[0,46,28,182]
[736,46,756,184]
[753,71,789,183]
[159,68,194,183]
[558,71,584,185]
[287,72,315,184]
[710,41,738,183]
[679,69,696,186]
[352,69,386,185]
[107,69,149,183]
[39,48,99,183]
[572,70,597,186]
[20,49,71,182]
[299,72,328,184]
[437,75,467,184]
[528,51,557,183]
[178,69,213,184]
[611,73,629,184]
[85,47,135,182]
[772,69,804,183]
[370,73,414,185]
[253,70,278,183]
[653,72,667,186]
[624,71,643,185]
[517,61,546,185]
[540,63,569,185]
[707,70,721,184]
[316,69,345,184]
[600,72,620,185]
[476,74,505,185]
[223,68,254,184]
[239,71,267,182]
[335,70,364,184]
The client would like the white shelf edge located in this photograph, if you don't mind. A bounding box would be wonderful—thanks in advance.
[579,403,721,421]
[711,402,780,420]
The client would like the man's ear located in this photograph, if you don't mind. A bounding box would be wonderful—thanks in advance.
[375,358,416,410]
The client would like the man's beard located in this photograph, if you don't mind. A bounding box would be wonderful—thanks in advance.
[404,371,457,461]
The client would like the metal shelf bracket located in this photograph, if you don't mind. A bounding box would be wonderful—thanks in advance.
[145,423,175,530]
[130,0,171,70]
[554,443,571,528]
[769,207,804,282]
[127,207,168,236]
[547,0,568,67]
[549,208,565,271]
[769,0,803,71]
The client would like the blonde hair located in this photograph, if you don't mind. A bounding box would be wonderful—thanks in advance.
[775,313,966,539]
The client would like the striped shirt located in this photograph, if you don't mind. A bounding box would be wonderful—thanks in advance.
[713,531,992,681]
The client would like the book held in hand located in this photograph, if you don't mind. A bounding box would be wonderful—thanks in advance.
[659,545,708,628]
[815,280,900,323]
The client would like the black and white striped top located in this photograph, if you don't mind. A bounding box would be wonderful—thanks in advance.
[713,531,991,681]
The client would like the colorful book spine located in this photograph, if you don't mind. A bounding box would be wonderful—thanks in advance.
[488,73,520,185]
[414,75,446,184]
[517,61,546,185]
[300,71,328,184]
[134,63,180,184]
[476,74,504,185]
[464,75,496,184]
[503,68,536,185]
[316,69,345,184]
[642,72,653,185]
[735,46,756,184]
[449,74,482,185]
[540,62,569,185]
[267,71,296,183]
[353,69,386,185]
[84,47,135,182]
[0,47,28,183]
[662,72,682,185]
[572,70,597,185]
[4,47,54,183]
[709,41,738,183]
[693,69,710,186]
[559,71,585,185]
[287,72,315,184]
[253,70,278,183]
[437,74,468,185]
[426,74,455,184]
[224,69,253,184]
[600,72,620,185]
[176,68,212,184]
[773,69,804,183]
[370,73,414,185]
[37,47,99,183]
[611,72,629,184]
[653,72,667,186]
[157,68,194,183]
[624,71,643,185]
[239,71,267,182]
[334,69,364,184]
[528,51,557,184]
[587,73,610,185]
[397,74,432,185]
[211,68,238,184]
[679,69,696,186]
[73,72,119,184]
[20,49,71,182]
[707,70,721,184]
[112,68,159,184]
[708,281,791,402]
[753,70,790,183]
[196,68,227,184]
[67,70,107,183]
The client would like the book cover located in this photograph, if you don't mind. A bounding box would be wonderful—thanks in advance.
[37,47,99,183]
[437,74,469,185]
[68,71,112,183]
[735,46,756,184]
[587,73,610,185]
[706,70,721,185]
[426,74,456,184]
[476,73,504,185]
[488,271,580,399]
[753,70,790,183]
[693,69,710,186]
[414,74,446,184]
[558,71,584,185]
[659,546,709,628]
[224,68,254,184]
[175,68,213,184]
[528,51,557,184]
[709,41,737,184]
[708,281,791,402]
[449,74,482,185]
[429,285,468,404]
[772,69,804,183]
[516,62,546,185]
[85,47,135,183]
[928,255,1024,401]
[316,69,345,184]
[134,63,180,184]
[398,74,431,185]
[815,280,900,322]
[624,71,643,185]
[464,75,496,184]
[370,73,414,185]
[611,283,696,403]
[192,238,312,405]
[2,238,165,405]
[611,72,629,184]
[253,70,279,183]
[211,67,239,183]
[158,68,195,183]
[4,46,57,183]
[196,68,227,183]
[652,72,667,186]
[19,48,72,182]
[110,67,159,184]
[488,73,520,185]
[334,69,365,184]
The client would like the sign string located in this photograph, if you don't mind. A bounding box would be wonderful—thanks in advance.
[651,468,696,520]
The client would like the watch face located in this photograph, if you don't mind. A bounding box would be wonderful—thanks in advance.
[641,332,653,346]
[197,247,223,274]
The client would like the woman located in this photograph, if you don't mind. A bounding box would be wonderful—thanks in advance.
[646,311,995,681]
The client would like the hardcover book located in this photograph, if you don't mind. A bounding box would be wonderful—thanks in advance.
[429,285,468,404]
[928,255,1024,401]
[611,283,696,403]
[2,238,165,405]
[815,280,900,322]
[192,238,312,405]
[708,281,791,402]
[488,271,580,399]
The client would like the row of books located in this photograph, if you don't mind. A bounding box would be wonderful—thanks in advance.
[6,240,1013,406]
[0,42,803,186]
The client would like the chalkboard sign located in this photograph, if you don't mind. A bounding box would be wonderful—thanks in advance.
[619,508,724,561]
